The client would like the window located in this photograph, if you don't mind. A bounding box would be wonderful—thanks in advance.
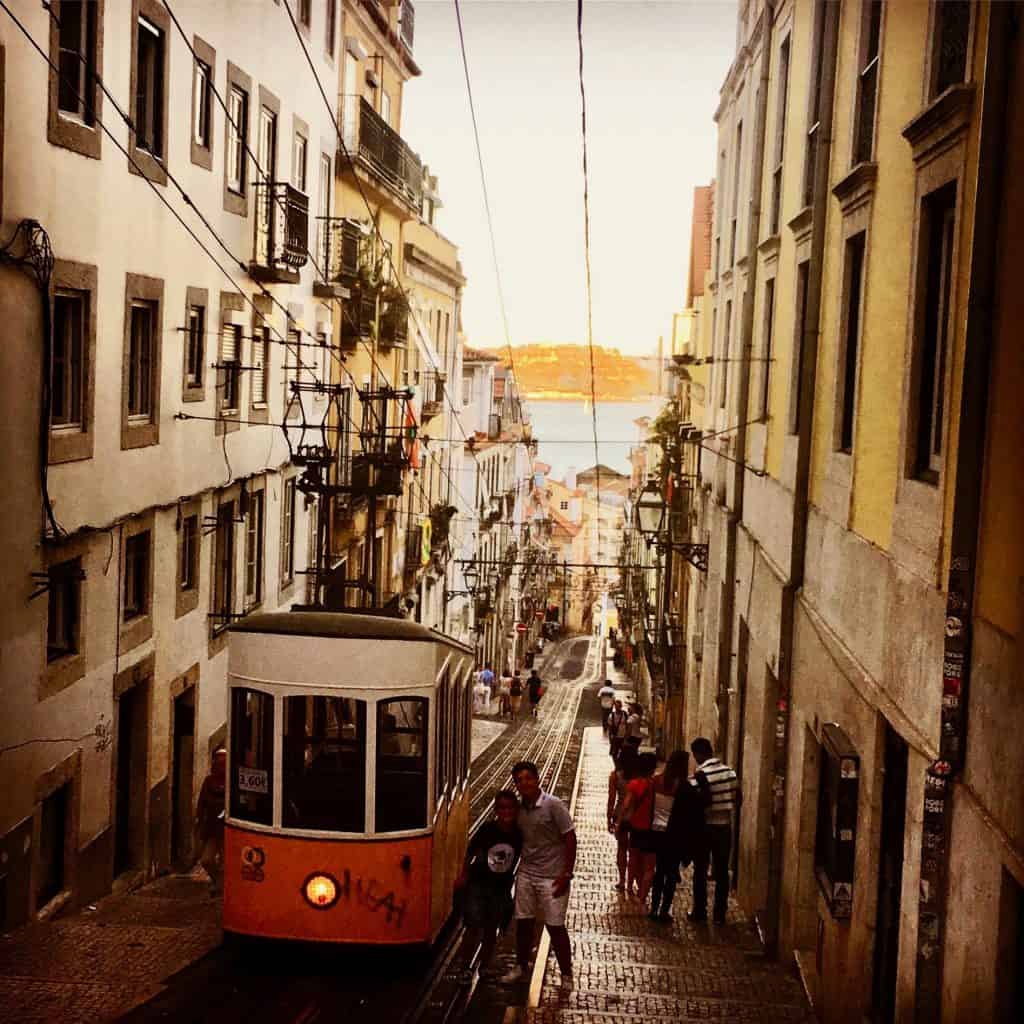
[186,305,204,388]
[281,479,296,584]
[720,300,732,410]
[914,183,957,482]
[284,696,366,831]
[52,292,86,430]
[258,105,277,186]
[128,302,156,420]
[299,0,312,29]
[56,1,98,123]
[814,723,860,919]
[559,500,569,511]
[37,783,69,909]
[230,688,274,826]
[293,133,307,192]
[804,0,830,207]
[123,531,151,622]
[134,15,165,158]
[760,278,775,420]
[931,0,971,99]
[853,1,883,166]
[220,323,242,414]
[376,698,428,832]
[434,671,449,804]
[325,0,337,57]
[213,501,235,626]
[789,263,811,434]
[47,559,81,662]
[227,85,248,194]
[179,514,198,591]
[244,489,264,607]
[251,325,269,407]
[730,122,742,265]
[192,58,212,149]
[770,36,791,235]
[462,375,472,406]
[839,233,866,453]
[285,326,301,409]
[317,153,331,269]
[336,386,353,487]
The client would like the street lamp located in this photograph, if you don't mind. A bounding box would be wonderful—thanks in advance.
[463,562,479,595]
[635,479,666,547]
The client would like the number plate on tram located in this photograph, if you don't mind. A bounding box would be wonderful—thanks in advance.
[238,767,269,794]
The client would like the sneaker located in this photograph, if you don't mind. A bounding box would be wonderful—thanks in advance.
[686,910,708,923]
[646,910,659,921]
[500,966,527,984]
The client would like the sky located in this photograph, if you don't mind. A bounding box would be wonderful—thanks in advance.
[401,0,738,357]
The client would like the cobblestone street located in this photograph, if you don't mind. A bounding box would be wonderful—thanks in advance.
[525,726,814,1024]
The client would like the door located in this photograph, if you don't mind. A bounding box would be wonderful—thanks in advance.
[871,724,908,1023]
[256,106,277,260]
[114,688,136,876]
[171,689,196,866]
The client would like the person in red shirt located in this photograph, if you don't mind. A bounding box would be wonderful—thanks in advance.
[614,752,659,901]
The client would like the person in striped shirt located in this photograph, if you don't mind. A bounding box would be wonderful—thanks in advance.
[689,737,740,924]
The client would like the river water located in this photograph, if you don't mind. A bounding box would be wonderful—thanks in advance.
[527,398,664,482]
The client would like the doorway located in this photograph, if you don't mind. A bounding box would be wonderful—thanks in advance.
[36,782,69,910]
[171,688,196,867]
[114,681,149,879]
[871,723,908,1023]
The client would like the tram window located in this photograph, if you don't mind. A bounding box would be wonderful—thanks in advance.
[452,673,464,788]
[230,688,274,826]
[434,672,448,805]
[446,676,457,795]
[283,696,366,832]
[377,698,428,831]
[461,674,471,782]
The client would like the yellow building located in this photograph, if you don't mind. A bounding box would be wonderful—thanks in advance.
[695,2,1023,1020]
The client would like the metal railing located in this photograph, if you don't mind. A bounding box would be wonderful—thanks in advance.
[420,371,445,417]
[354,98,423,211]
[315,216,362,285]
[253,182,309,274]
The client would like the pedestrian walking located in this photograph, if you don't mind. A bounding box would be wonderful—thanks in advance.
[689,737,740,924]
[606,747,639,892]
[195,748,227,896]
[626,703,644,743]
[649,750,703,922]
[598,680,616,734]
[607,700,628,761]
[454,790,523,984]
[614,751,659,902]
[498,669,513,718]
[503,761,576,987]
[479,663,495,701]
[527,669,544,717]
[509,672,524,717]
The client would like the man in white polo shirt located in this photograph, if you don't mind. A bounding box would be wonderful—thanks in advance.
[503,760,577,987]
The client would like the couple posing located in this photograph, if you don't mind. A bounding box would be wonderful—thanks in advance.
[454,761,576,987]
[609,737,738,924]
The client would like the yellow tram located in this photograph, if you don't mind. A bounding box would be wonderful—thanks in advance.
[222,611,474,945]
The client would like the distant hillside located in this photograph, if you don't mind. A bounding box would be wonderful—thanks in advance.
[483,344,659,402]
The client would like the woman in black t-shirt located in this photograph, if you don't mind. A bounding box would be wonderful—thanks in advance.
[454,790,523,983]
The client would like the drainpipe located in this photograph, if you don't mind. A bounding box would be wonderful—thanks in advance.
[912,6,1013,1018]
[716,4,773,769]
[764,0,840,956]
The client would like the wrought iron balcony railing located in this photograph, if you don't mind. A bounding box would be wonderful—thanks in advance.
[379,288,409,349]
[314,216,362,296]
[347,98,423,212]
[419,371,445,418]
[252,182,309,283]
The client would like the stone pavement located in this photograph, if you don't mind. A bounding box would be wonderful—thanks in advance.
[524,727,814,1023]
[0,868,220,1023]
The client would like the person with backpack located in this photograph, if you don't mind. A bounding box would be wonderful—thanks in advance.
[509,671,524,717]
[527,670,544,717]
[607,700,628,761]
[613,751,659,902]
[689,736,740,924]
[648,749,703,922]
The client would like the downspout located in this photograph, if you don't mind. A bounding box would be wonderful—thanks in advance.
[716,5,773,761]
[765,0,841,956]
[913,5,1014,1018]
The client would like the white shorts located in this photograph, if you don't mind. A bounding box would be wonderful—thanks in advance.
[514,874,571,927]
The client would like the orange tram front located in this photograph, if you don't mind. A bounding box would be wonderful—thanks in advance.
[222,611,474,945]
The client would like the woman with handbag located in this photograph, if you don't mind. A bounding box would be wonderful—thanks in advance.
[614,752,659,902]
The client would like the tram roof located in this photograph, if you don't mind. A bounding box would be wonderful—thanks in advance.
[230,610,470,649]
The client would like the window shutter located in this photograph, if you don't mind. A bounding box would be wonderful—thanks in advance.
[252,328,267,405]
[222,323,239,362]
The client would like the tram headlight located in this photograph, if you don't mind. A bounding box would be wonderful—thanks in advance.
[303,872,340,910]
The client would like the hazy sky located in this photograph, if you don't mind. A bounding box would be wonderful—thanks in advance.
[401,1,737,357]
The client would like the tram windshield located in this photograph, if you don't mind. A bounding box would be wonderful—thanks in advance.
[376,698,428,832]
[230,688,274,825]
[283,696,366,831]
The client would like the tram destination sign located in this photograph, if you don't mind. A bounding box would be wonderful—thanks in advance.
[238,766,269,794]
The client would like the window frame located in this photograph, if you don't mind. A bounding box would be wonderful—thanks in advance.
[837,232,867,455]
[851,1,884,167]
[120,516,155,652]
[325,0,337,60]
[175,501,201,619]
[47,0,105,160]
[769,35,791,237]
[229,687,275,827]
[211,498,236,636]
[223,63,251,216]
[292,119,309,193]
[376,696,429,834]
[189,35,216,170]
[759,276,776,422]
[927,0,973,102]
[127,0,170,186]
[121,274,163,450]
[244,485,265,610]
[802,0,829,209]
[46,558,82,664]
[183,286,207,402]
[281,476,297,589]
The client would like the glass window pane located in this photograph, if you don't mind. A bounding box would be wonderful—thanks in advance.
[376,697,427,832]
[283,696,366,831]
[230,688,274,825]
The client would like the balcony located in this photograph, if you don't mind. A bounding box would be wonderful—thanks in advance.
[341,98,423,214]
[420,371,445,419]
[379,287,409,349]
[340,287,376,352]
[251,182,309,284]
[313,217,363,299]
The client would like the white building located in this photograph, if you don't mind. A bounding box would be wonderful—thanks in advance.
[0,0,342,925]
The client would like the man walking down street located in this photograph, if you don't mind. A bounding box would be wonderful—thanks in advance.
[597,680,616,734]
[195,748,227,896]
[504,761,577,987]
[688,737,740,924]
[527,669,544,717]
